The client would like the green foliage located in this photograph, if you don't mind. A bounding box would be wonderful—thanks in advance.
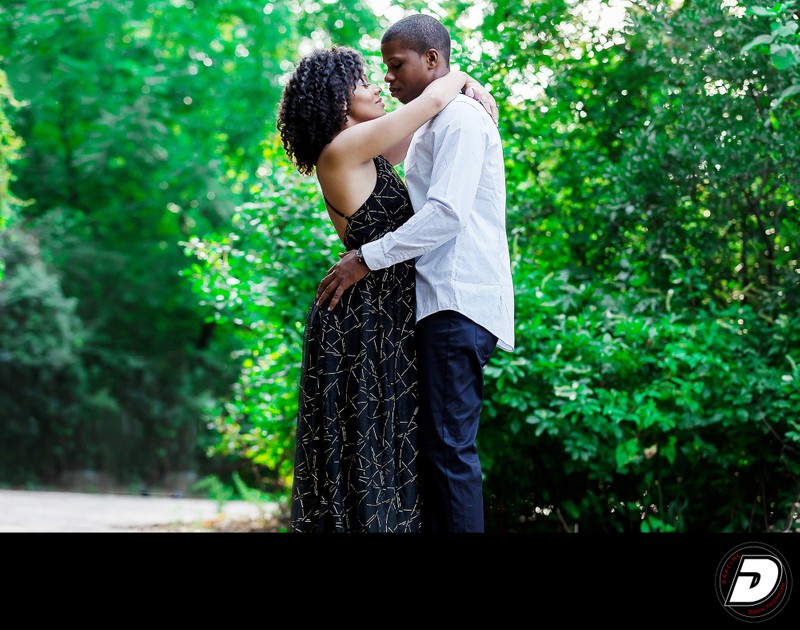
[192,470,288,519]
[0,222,230,483]
[0,233,83,369]
[743,2,800,107]
[0,229,86,481]
[481,260,800,532]
[2,0,798,532]
[192,473,236,513]
[231,470,286,518]
[0,0,304,484]
[474,0,800,531]
[0,66,23,280]
[182,143,335,487]
[178,0,800,532]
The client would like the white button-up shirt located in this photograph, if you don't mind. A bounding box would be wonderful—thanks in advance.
[361,94,515,352]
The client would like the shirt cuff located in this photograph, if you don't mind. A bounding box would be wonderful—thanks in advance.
[359,240,385,271]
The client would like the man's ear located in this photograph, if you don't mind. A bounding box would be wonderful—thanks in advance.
[425,49,440,68]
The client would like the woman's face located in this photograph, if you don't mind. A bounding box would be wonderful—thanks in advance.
[345,74,385,125]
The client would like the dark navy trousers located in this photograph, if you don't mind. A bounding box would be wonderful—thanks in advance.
[416,310,498,533]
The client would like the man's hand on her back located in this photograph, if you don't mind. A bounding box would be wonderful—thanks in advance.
[315,250,369,311]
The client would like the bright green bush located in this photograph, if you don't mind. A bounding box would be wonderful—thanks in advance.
[182,2,800,531]
[0,66,22,280]
[181,145,337,488]
[481,257,800,532]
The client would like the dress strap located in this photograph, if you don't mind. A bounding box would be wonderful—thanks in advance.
[323,195,350,220]
[323,157,383,220]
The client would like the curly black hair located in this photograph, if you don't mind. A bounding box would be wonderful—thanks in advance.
[277,46,365,176]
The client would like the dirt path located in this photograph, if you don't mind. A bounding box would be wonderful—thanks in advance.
[0,488,285,532]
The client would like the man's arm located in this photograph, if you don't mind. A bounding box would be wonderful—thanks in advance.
[316,100,488,310]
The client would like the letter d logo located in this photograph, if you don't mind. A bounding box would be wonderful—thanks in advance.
[716,543,792,622]
[727,556,781,604]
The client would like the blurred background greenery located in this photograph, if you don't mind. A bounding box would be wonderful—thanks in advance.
[0,0,798,532]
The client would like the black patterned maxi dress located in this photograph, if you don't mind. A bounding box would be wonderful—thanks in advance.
[290,155,420,533]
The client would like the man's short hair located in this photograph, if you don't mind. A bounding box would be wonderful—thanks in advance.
[381,14,451,66]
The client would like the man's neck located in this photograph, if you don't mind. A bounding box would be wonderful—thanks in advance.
[432,66,449,81]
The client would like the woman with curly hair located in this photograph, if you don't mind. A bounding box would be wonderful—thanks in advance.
[277,45,494,532]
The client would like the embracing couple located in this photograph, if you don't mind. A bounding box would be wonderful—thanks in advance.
[277,13,515,533]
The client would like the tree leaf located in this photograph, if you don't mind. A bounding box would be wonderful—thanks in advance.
[770,43,800,69]
[741,34,775,54]
[773,83,800,108]
[747,6,779,17]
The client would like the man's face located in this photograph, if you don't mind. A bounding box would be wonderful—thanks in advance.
[380,39,433,104]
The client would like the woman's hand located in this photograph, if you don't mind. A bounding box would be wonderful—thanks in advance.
[463,76,498,125]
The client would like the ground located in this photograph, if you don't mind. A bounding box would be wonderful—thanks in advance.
[142,511,291,533]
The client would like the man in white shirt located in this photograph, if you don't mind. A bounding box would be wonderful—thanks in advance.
[316,14,514,532]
